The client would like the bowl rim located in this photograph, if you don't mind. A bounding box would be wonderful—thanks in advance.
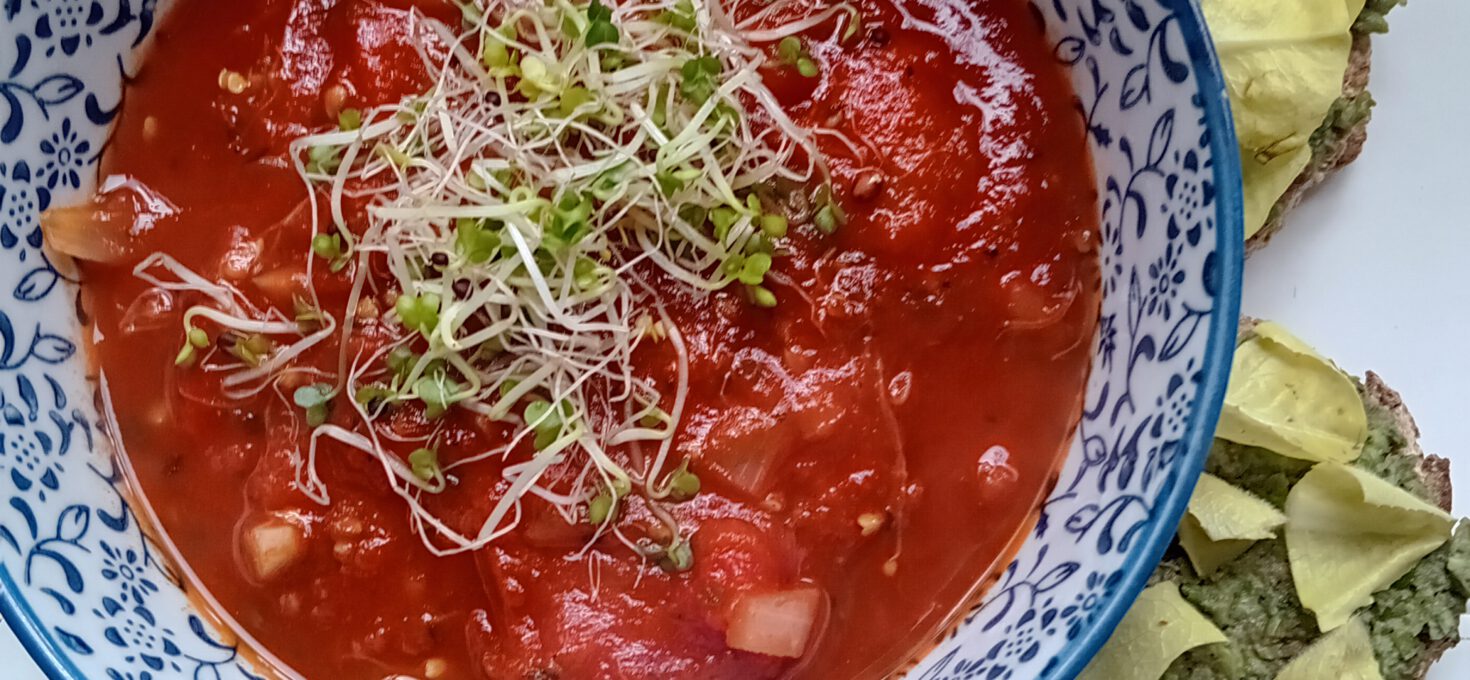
[1038,0,1244,676]
[2,570,86,680]
[0,0,1245,676]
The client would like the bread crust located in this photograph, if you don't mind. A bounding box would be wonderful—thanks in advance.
[1362,371,1453,514]
[1245,33,1374,255]
[1360,372,1460,679]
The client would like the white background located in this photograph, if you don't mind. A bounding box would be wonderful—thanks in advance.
[3,0,1468,677]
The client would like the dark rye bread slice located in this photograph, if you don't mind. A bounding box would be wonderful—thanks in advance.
[1364,372,1460,678]
[1245,32,1374,255]
[1252,315,1461,676]
[1149,317,1464,680]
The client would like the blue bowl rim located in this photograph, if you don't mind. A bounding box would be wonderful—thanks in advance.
[0,0,1246,676]
[2,566,85,679]
[1039,0,1245,676]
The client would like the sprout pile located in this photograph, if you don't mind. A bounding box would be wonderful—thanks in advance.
[153,0,861,566]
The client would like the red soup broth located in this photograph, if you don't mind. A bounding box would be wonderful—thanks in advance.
[80,0,1100,678]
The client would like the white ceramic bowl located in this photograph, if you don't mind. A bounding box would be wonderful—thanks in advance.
[0,0,1242,677]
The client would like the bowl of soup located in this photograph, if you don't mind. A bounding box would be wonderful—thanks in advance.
[0,0,1241,678]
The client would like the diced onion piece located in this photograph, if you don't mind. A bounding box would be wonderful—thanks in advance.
[1002,274,1076,330]
[252,267,308,301]
[241,517,305,581]
[726,586,827,658]
[39,202,137,263]
[118,288,177,334]
[220,229,263,280]
[701,408,795,498]
[886,370,912,406]
[787,378,860,441]
[975,445,1020,505]
[707,450,782,498]
[40,176,175,263]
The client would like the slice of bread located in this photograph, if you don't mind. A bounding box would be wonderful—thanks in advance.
[1363,371,1461,679]
[1245,32,1375,254]
[1150,318,1466,679]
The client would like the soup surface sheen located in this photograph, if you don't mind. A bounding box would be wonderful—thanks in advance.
[82,0,1100,677]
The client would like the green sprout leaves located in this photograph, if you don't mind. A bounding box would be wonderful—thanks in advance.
[587,492,615,525]
[734,252,771,285]
[354,383,396,409]
[408,447,441,481]
[667,459,701,502]
[395,292,441,336]
[524,399,574,450]
[813,185,848,235]
[659,538,694,572]
[778,37,802,63]
[748,285,777,308]
[585,0,619,47]
[455,217,503,264]
[175,324,211,366]
[759,213,788,238]
[413,371,463,420]
[659,0,697,33]
[776,36,820,78]
[517,54,564,96]
[338,108,362,131]
[306,144,342,174]
[293,383,335,427]
[680,56,721,105]
[221,332,273,367]
[588,474,634,525]
[544,192,595,251]
[311,232,351,272]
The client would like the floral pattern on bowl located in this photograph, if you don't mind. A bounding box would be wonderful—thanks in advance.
[0,0,1242,678]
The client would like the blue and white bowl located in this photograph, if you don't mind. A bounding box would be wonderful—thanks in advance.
[0,0,1242,678]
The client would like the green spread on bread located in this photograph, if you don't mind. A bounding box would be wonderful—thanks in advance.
[1203,0,1404,240]
[1355,0,1405,34]
[1203,0,1368,238]
[1085,322,1470,679]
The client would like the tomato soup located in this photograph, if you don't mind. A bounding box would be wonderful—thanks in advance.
[65,0,1100,677]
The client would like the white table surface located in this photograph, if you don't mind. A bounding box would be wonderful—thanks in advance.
[4,1,1468,677]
